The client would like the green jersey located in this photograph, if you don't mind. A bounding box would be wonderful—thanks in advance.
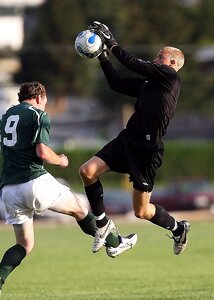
[0,102,50,187]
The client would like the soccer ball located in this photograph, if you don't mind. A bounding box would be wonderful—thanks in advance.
[74,30,103,59]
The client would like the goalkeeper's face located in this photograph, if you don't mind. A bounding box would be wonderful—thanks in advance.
[153,49,172,66]
[153,47,184,72]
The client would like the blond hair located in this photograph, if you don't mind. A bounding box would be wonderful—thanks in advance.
[163,46,185,71]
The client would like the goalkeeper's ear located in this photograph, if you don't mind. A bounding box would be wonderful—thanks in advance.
[170,59,176,68]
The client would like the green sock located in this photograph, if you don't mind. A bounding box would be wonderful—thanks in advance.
[77,212,120,247]
[77,212,97,236]
[0,244,26,285]
[0,266,11,286]
[105,232,120,248]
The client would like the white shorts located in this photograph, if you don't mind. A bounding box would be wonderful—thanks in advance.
[2,173,74,224]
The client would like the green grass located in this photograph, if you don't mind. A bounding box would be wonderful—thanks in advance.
[0,219,213,300]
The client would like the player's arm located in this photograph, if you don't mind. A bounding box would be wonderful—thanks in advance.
[111,46,172,80]
[36,143,68,168]
[111,46,178,90]
[34,112,68,168]
[100,58,142,97]
[90,21,172,81]
[97,45,142,96]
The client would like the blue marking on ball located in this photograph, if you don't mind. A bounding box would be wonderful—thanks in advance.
[77,31,85,37]
[88,33,96,45]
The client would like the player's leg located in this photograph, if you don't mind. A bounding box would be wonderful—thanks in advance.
[79,156,117,252]
[0,183,35,294]
[48,186,120,249]
[79,156,137,254]
[79,156,110,227]
[132,189,177,226]
[132,189,190,254]
[75,197,137,257]
[0,219,34,293]
[130,141,190,255]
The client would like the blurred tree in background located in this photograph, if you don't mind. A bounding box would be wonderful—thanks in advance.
[14,0,214,114]
[15,0,96,98]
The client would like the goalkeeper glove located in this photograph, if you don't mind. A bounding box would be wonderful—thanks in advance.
[98,45,109,62]
[88,21,118,50]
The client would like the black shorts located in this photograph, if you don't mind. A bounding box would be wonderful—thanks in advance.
[95,130,164,192]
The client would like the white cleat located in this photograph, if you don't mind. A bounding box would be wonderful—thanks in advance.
[0,278,4,298]
[172,220,191,255]
[92,219,116,253]
[106,233,138,258]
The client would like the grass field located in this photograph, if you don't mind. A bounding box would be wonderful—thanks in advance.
[0,219,213,300]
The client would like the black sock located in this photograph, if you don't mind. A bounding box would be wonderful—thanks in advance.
[0,244,26,284]
[172,222,185,237]
[150,204,176,230]
[85,180,108,227]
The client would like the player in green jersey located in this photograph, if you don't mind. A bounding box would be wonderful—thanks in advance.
[0,81,137,296]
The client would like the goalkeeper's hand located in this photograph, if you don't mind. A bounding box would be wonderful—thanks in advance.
[88,21,118,50]
[98,45,109,62]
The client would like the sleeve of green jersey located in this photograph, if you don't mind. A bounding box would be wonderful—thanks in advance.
[35,112,50,146]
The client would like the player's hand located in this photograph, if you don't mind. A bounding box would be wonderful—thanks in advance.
[59,154,69,168]
[98,45,109,62]
[89,21,118,50]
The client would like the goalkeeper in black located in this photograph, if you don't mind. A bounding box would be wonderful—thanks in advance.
[80,21,190,256]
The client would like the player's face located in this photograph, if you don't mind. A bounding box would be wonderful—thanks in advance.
[153,49,172,66]
[40,94,47,111]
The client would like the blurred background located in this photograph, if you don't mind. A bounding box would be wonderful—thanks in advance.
[0,0,214,219]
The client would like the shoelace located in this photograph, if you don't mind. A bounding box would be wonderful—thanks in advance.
[166,233,181,242]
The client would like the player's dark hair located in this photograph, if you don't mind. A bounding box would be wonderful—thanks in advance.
[18,81,46,103]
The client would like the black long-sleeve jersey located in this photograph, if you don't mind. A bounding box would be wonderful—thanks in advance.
[100,46,181,144]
